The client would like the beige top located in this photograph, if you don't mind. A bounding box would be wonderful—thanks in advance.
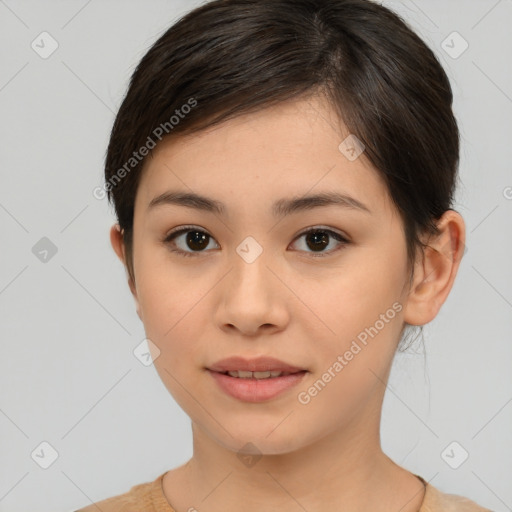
[74,472,493,511]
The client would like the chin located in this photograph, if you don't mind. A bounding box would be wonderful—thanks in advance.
[210,426,306,457]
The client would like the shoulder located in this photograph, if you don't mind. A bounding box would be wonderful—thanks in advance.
[421,481,493,512]
[74,472,167,512]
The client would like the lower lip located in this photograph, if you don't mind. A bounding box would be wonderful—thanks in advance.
[207,370,308,402]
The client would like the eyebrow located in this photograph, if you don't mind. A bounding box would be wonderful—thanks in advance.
[147,190,372,217]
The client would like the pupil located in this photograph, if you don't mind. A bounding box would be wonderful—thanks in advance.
[307,231,328,252]
[187,231,208,251]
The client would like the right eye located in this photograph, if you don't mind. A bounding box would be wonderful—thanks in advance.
[163,226,219,257]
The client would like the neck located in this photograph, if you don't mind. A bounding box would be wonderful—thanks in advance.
[163,402,425,512]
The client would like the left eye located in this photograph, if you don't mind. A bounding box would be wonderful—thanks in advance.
[292,228,350,257]
[163,226,350,258]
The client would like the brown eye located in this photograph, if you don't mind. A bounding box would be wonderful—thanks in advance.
[305,231,330,251]
[164,226,219,257]
[183,230,209,251]
[290,228,350,257]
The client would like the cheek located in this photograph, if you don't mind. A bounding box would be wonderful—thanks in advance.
[134,255,216,374]
[297,252,406,376]
[136,246,204,329]
[292,273,404,427]
[313,259,404,331]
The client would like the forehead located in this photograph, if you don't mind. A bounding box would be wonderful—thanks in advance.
[134,95,394,220]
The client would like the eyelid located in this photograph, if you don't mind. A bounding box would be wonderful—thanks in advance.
[164,224,214,244]
[291,225,349,242]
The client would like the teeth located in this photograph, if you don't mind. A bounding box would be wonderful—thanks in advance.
[226,370,292,379]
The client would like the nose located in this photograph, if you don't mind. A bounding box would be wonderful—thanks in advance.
[214,249,290,337]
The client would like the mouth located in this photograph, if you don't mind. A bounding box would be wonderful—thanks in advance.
[207,355,308,376]
[206,356,309,401]
[206,368,308,402]
[211,369,307,379]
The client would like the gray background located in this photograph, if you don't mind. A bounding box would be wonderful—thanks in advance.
[0,1,511,511]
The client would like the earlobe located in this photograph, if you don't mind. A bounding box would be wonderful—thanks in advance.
[403,210,466,326]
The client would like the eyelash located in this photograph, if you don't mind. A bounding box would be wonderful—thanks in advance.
[162,225,350,259]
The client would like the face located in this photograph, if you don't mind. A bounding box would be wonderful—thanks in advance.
[118,95,415,455]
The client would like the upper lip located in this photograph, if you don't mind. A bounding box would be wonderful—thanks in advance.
[208,356,307,373]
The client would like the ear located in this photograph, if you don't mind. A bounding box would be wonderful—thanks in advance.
[109,224,143,321]
[403,210,466,326]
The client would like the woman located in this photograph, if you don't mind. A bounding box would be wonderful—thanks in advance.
[77,0,491,510]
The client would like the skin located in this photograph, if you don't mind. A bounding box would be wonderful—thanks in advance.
[110,94,465,512]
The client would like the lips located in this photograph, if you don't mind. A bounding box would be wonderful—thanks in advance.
[208,356,306,374]
[208,367,308,402]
